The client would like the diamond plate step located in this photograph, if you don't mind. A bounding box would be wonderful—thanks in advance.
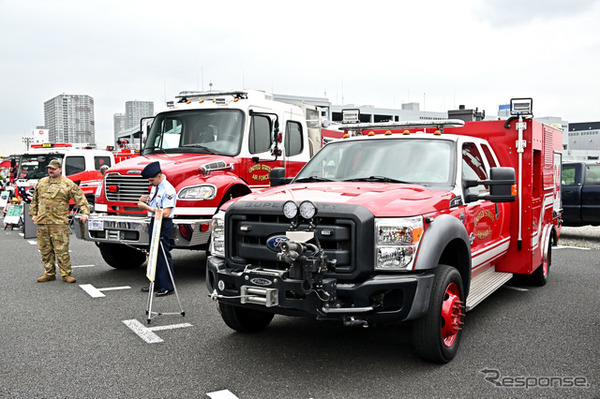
[466,267,513,311]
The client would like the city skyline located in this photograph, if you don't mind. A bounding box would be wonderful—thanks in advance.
[2,0,600,155]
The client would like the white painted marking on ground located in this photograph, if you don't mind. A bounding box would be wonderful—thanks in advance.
[99,285,131,292]
[122,319,163,343]
[27,240,37,245]
[503,285,529,292]
[555,245,591,251]
[72,264,96,268]
[207,390,241,399]
[148,323,193,332]
[18,233,24,237]
[79,284,131,298]
[122,319,193,344]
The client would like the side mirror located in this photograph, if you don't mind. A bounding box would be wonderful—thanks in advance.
[270,167,292,187]
[100,165,109,176]
[465,167,516,203]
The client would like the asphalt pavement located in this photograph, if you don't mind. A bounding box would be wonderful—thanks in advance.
[0,220,598,399]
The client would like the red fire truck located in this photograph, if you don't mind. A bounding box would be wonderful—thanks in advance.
[15,143,114,210]
[74,90,331,269]
[206,98,563,363]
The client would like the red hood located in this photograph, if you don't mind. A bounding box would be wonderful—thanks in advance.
[108,153,237,188]
[231,182,453,217]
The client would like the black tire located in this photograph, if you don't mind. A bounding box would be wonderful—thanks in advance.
[218,302,274,333]
[412,264,465,363]
[98,243,146,269]
[525,239,551,286]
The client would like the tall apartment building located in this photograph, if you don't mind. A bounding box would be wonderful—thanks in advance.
[44,94,95,145]
[113,113,127,137]
[126,100,154,130]
[114,100,154,140]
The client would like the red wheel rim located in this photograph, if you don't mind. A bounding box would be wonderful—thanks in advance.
[440,282,463,347]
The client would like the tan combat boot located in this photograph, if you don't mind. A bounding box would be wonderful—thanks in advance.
[62,275,76,283]
[37,275,56,282]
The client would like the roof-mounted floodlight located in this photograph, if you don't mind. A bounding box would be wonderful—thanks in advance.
[510,98,533,116]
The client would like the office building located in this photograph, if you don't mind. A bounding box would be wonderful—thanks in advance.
[44,94,95,144]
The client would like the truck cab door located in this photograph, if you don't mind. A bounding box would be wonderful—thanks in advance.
[244,112,281,188]
[581,163,600,224]
[561,163,583,223]
[460,142,510,274]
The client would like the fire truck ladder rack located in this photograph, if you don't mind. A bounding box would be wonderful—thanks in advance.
[176,90,249,102]
[465,267,513,311]
[339,119,466,132]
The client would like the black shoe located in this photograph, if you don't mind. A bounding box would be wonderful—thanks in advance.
[141,286,158,293]
[156,289,174,297]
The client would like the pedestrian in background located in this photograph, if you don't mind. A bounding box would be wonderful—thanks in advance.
[30,159,90,283]
[137,161,177,296]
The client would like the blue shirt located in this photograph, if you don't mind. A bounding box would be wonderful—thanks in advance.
[148,178,176,218]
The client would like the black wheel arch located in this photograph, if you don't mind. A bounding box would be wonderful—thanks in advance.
[414,214,472,297]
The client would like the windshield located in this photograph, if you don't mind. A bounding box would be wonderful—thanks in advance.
[295,138,455,186]
[17,154,65,180]
[142,109,245,156]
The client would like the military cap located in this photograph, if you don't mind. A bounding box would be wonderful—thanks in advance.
[141,161,161,178]
[48,159,62,169]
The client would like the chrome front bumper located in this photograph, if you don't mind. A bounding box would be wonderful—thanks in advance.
[73,214,212,248]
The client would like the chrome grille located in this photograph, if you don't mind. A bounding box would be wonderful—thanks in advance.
[104,173,149,202]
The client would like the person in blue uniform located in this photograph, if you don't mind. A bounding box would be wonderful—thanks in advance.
[137,161,177,297]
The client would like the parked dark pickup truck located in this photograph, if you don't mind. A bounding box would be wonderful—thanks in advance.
[562,161,600,226]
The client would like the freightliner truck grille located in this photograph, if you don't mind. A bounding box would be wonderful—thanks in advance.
[226,211,357,274]
[104,173,149,202]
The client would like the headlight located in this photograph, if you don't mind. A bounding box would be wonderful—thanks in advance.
[375,216,424,271]
[299,200,317,219]
[178,184,217,200]
[283,200,298,219]
[209,210,225,257]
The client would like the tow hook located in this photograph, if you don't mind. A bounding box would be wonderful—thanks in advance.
[343,316,369,328]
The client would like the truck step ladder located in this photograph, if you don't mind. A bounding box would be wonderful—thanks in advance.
[466,267,513,311]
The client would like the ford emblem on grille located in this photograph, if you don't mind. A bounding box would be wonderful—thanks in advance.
[266,235,288,252]
[127,169,142,174]
[250,278,272,287]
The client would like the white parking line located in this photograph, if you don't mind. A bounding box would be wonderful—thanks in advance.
[79,284,131,298]
[207,390,241,399]
[27,240,37,245]
[122,319,193,344]
[72,264,96,268]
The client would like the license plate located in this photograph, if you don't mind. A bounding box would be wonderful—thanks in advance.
[88,219,104,231]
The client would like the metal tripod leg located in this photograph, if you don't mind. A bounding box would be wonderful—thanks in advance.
[146,241,185,324]
[146,280,156,324]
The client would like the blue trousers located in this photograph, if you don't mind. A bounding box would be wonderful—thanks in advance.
[149,218,174,291]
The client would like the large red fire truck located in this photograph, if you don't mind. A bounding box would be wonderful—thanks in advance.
[73,90,331,269]
[206,98,563,363]
[15,143,114,210]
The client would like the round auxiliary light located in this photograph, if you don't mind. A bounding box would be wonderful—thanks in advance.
[299,200,317,219]
[283,200,298,220]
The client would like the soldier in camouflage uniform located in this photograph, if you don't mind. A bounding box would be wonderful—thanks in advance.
[30,159,90,283]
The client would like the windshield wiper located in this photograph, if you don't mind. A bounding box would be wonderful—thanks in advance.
[180,144,218,154]
[344,176,408,184]
[143,146,166,154]
[295,176,334,183]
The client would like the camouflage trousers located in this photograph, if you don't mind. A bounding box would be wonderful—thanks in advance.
[37,224,72,277]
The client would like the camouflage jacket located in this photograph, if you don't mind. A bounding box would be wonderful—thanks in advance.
[30,176,90,225]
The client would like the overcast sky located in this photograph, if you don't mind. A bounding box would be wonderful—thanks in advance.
[1,0,599,155]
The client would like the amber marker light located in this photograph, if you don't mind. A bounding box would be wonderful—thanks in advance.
[433,130,442,135]
[368,131,375,136]
[403,130,410,135]
[511,184,517,196]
